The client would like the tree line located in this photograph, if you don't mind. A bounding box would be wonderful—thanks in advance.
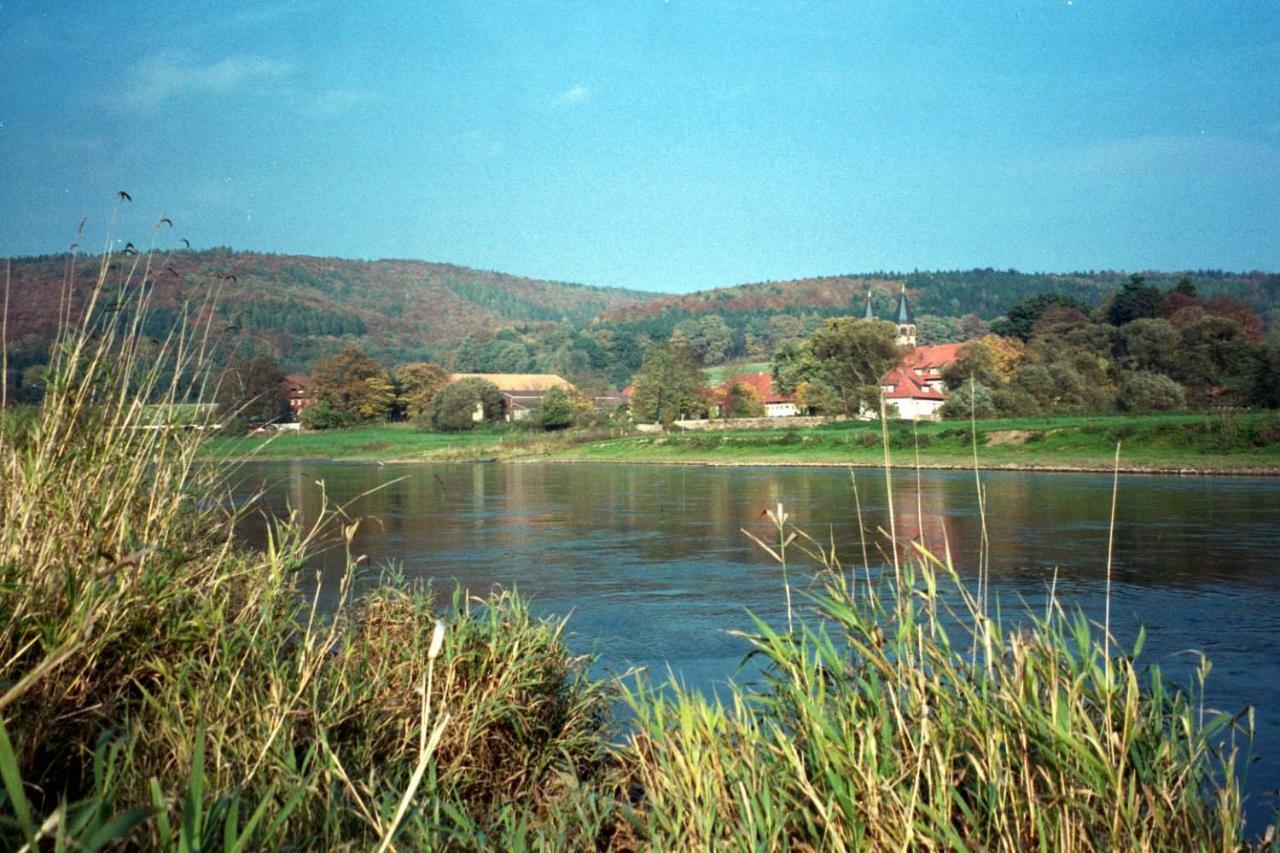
[937,278,1279,417]
[214,347,611,435]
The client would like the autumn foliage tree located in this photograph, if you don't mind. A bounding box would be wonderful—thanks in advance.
[304,346,394,428]
[395,362,450,419]
[722,382,765,418]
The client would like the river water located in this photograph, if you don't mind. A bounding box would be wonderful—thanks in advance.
[232,461,1280,827]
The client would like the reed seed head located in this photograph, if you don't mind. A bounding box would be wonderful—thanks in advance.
[428,620,445,660]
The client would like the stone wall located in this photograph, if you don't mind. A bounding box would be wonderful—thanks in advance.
[669,415,841,432]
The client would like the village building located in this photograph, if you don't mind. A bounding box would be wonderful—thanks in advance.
[285,375,312,418]
[449,372,574,421]
[879,365,947,420]
[716,372,798,418]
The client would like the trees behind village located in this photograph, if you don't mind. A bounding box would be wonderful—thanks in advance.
[938,287,1279,419]
[215,355,290,433]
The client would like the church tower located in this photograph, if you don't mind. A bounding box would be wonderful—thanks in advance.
[893,286,916,348]
[862,289,875,321]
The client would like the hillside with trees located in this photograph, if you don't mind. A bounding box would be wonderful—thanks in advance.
[595,268,1278,353]
[0,249,656,373]
[4,251,1277,404]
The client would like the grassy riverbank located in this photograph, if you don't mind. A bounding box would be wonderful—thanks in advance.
[557,412,1280,473]
[202,412,1280,473]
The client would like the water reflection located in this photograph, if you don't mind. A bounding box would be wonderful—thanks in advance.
[231,461,1280,825]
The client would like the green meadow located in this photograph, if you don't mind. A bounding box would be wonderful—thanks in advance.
[202,412,1280,473]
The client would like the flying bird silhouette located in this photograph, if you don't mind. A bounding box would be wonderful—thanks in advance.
[180,238,191,249]
[121,242,138,256]
[155,217,173,228]
[165,265,181,277]
[77,217,87,234]
[69,242,78,251]
[116,190,132,202]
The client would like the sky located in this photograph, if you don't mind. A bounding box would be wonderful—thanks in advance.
[2,1,1279,293]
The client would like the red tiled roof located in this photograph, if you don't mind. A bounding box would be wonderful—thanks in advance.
[720,372,792,404]
[285,375,311,398]
[882,368,946,401]
[879,342,964,392]
[904,343,964,371]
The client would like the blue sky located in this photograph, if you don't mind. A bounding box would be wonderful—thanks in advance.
[2,1,1279,292]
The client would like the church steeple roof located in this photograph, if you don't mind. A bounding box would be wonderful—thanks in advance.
[862,289,875,320]
[894,286,915,325]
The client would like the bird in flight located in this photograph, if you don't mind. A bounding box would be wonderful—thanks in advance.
[156,217,173,228]
[77,216,87,234]
[69,242,78,251]
[180,238,191,249]
[165,265,181,278]
[121,242,138,256]
[116,190,132,202]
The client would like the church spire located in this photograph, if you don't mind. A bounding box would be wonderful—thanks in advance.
[893,285,917,348]
[862,288,875,321]
[894,285,915,325]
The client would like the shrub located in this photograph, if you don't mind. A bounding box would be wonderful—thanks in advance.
[300,397,357,429]
[1118,371,1186,412]
[940,380,997,420]
[533,386,574,430]
[992,387,1040,417]
[430,378,503,431]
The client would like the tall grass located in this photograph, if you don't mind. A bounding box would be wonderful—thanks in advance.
[0,242,1272,848]
[620,526,1260,849]
[0,249,615,848]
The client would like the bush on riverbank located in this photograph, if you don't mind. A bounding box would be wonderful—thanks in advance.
[0,255,1270,847]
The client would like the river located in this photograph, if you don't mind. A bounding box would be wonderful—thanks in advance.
[232,461,1280,827]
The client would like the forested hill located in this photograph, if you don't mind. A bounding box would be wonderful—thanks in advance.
[597,268,1279,335]
[5,251,1277,388]
[2,250,658,370]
